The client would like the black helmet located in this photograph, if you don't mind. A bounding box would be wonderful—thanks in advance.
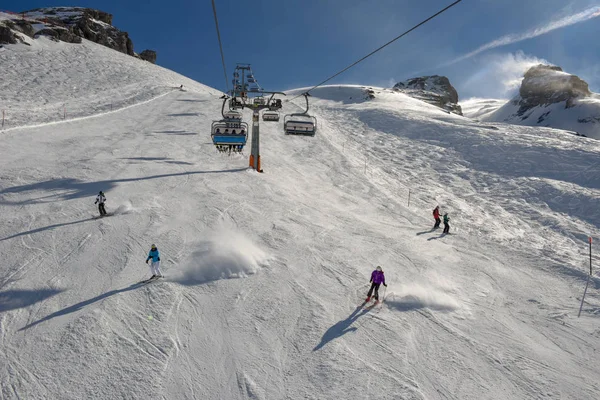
[99,191,103,195]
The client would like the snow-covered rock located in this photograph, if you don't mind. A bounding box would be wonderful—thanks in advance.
[478,65,600,139]
[393,75,463,115]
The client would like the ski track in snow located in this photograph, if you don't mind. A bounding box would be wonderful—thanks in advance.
[0,40,599,399]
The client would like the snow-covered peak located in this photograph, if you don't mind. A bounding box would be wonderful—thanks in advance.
[471,64,600,139]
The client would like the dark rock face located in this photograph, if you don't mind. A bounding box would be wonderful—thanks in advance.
[17,7,140,57]
[0,26,18,44]
[139,49,157,64]
[71,17,134,55]
[517,65,591,115]
[393,75,462,115]
[34,27,82,44]
[12,20,35,38]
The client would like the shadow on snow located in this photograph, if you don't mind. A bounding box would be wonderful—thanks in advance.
[0,288,64,312]
[154,130,198,135]
[167,112,199,117]
[19,283,145,331]
[313,305,372,351]
[427,233,448,241]
[0,217,96,241]
[0,168,247,205]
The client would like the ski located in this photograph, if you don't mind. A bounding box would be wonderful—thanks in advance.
[92,213,113,219]
[139,276,162,284]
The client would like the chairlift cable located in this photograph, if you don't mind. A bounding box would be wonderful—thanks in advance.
[211,0,230,93]
[289,0,463,102]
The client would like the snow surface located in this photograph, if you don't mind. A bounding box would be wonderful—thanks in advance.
[460,98,507,120]
[0,36,218,129]
[485,96,600,139]
[1,38,600,400]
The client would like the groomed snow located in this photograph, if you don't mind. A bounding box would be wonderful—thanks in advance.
[1,37,600,399]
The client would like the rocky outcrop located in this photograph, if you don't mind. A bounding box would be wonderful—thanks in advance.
[393,75,462,115]
[10,7,144,57]
[516,65,591,116]
[12,20,35,38]
[71,17,133,55]
[481,64,600,139]
[139,49,157,64]
[0,25,18,44]
[36,27,82,43]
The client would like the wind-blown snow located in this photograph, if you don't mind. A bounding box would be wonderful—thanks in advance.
[1,38,600,400]
[173,223,270,285]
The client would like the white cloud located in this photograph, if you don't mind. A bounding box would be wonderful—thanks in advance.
[444,6,600,67]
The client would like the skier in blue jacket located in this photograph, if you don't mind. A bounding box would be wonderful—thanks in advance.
[145,244,163,279]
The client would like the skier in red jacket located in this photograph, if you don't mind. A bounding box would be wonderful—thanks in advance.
[433,206,441,229]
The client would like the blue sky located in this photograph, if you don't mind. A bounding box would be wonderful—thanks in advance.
[6,0,600,99]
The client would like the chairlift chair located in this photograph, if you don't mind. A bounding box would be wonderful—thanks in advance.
[211,98,248,152]
[262,111,280,122]
[283,114,317,135]
[269,99,282,110]
[283,93,317,136]
[211,121,249,152]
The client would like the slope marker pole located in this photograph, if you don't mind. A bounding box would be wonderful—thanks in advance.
[578,237,593,317]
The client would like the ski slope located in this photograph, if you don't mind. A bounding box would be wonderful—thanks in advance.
[1,38,600,400]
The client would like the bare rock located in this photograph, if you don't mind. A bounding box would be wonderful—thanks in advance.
[394,75,462,115]
[139,49,157,64]
[0,26,17,44]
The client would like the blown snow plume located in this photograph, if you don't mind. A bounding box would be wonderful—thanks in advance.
[462,52,550,99]
[174,225,270,285]
[385,278,462,313]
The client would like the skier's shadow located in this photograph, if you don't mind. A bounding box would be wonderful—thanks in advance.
[313,305,372,351]
[19,282,145,331]
[427,233,447,241]
[416,228,436,236]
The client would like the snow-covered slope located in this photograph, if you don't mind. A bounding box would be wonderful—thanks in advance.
[0,33,218,129]
[1,39,600,399]
[460,98,507,120]
[485,95,600,138]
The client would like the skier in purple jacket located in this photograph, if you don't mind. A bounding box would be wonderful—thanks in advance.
[366,266,387,302]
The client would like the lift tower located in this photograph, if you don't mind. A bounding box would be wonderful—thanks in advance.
[245,91,285,172]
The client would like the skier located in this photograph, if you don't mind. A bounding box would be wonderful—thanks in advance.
[366,266,387,303]
[443,213,450,234]
[433,205,441,229]
[94,191,107,216]
[145,244,163,279]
